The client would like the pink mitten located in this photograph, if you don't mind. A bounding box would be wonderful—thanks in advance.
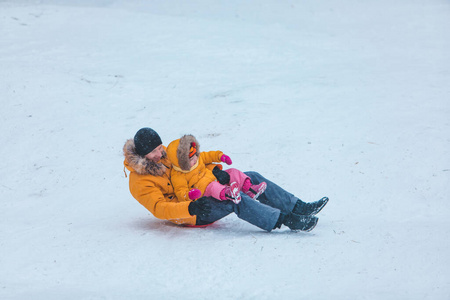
[220,154,232,165]
[188,188,202,200]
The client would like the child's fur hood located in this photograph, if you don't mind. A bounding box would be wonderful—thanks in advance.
[177,134,200,171]
[166,134,200,171]
[123,139,167,176]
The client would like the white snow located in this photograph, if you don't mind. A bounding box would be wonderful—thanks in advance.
[1,0,449,299]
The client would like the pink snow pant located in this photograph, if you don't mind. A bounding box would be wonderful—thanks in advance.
[204,168,248,200]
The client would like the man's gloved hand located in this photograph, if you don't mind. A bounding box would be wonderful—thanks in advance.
[188,188,202,200]
[188,197,212,218]
[212,165,230,185]
[220,154,232,165]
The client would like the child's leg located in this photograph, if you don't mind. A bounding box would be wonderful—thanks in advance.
[225,168,266,200]
[225,168,250,189]
[204,181,226,200]
[205,178,242,204]
[225,168,267,200]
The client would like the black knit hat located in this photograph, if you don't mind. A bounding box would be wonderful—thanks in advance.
[134,127,162,157]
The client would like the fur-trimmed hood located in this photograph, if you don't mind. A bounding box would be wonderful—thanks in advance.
[123,139,167,176]
[166,134,200,171]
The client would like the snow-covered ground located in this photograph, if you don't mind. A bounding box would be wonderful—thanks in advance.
[1,0,449,299]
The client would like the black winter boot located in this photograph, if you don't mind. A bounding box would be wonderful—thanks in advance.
[293,197,329,216]
[274,213,318,232]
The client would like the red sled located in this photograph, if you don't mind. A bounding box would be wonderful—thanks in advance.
[184,222,215,228]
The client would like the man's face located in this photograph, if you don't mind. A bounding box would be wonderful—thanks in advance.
[145,145,164,162]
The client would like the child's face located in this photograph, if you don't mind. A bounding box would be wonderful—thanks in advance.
[189,155,198,168]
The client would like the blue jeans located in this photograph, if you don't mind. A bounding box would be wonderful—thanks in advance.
[195,171,299,231]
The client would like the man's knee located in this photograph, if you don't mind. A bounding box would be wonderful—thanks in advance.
[244,171,262,182]
[244,171,259,177]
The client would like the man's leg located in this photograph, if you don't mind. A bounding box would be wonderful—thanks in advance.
[195,195,280,232]
[244,171,298,213]
[245,171,329,216]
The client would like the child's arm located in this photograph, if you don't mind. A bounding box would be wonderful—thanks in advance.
[171,170,192,202]
[200,150,224,165]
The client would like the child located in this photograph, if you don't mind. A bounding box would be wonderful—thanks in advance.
[166,134,266,204]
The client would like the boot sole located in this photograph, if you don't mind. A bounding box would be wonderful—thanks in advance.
[303,217,318,232]
[248,182,267,200]
[311,197,329,215]
[287,215,319,231]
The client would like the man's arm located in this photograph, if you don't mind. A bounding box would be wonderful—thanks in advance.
[130,179,192,220]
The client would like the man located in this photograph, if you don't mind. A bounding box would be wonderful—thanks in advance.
[123,127,329,232]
